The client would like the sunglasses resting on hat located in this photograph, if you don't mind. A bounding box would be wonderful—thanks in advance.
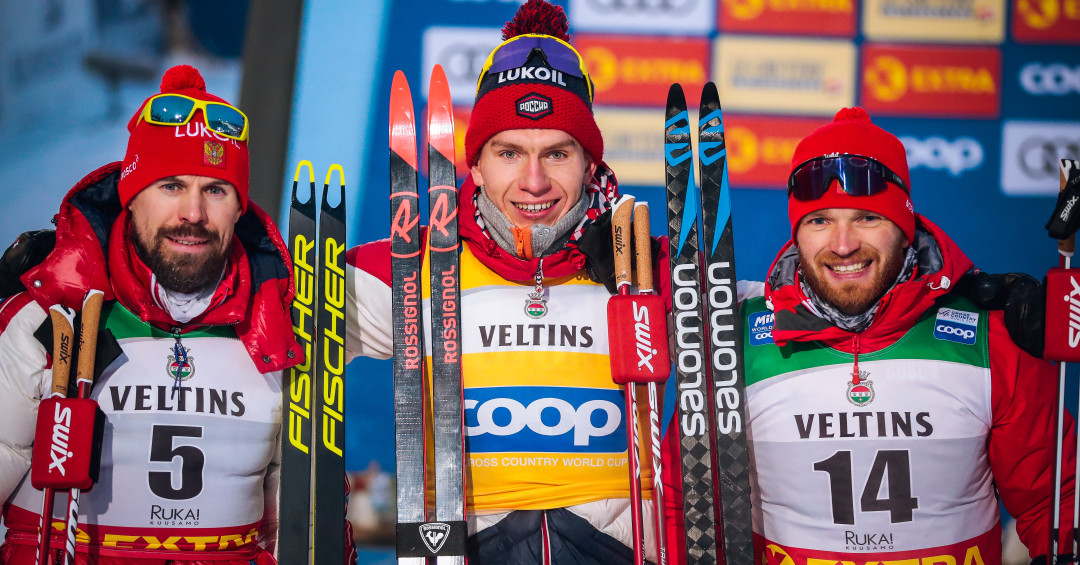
[139,93,249,141]
[788,154,908,201]
[477,33,593,101]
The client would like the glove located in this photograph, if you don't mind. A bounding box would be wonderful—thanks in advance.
[577,209,662,295]
[953,270,1045,358]
[0,229,56,298]
[577,209,618,294]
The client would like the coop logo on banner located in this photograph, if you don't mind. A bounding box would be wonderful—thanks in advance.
[900,136,985,176]
[719,0,856,36]
[725,115,823,186]
[861,44,1000,118]
[1020,62,1080,96]
[1013,0,1080,44]
[714,36,855,116]
[569,0,714,35]
[1001,121,1080,196]
[575,35,709,106]
[863,0,1005,43]
[422,26,503,103]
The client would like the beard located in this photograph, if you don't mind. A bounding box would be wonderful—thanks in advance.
[130,221,228,294]
[799,244,906,316]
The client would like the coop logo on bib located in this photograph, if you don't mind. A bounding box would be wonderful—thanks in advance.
[748,311,774,346]
[933,308,979,345]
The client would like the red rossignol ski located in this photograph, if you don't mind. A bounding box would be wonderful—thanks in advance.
[391,65,468,563]
[426,65,469,565]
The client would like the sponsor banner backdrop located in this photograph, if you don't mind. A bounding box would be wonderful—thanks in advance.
[422,26,503,104]
[862,0,1006,43]
[575,34,709,107]
[860,44,1001,118]
[594,106,698,187]
[1000,120,1080,196]
[594,109,820,187]
[1003,45,1080,119]
[718,0,857,37]
[714,36,856,116]
[568,0,715,35]
[724,115,824,186]
[1012,0,1080,44]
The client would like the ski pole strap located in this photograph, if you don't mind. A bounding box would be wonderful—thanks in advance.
[395,520,468,558]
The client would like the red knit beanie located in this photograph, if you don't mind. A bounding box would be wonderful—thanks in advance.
[464,0,603,167]
[788,107,914,244]
[118,65,250,211]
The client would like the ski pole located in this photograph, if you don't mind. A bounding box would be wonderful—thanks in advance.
[611,195,646,565]
[60,290,104,565]
[37,305,76,565]
[1046,158,1080,565]
[633,201,668,565]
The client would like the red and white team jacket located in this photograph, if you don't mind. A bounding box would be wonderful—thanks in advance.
[0,163,310,565]
[662,216,1076,565]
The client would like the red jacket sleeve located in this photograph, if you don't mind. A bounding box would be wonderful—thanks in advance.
[987,310,1076,557]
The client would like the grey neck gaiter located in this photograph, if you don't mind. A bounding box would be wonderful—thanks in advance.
[476,187,589,258]
[799,245,918,333]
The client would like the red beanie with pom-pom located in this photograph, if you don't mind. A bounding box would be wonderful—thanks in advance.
[464,0,603,167]
[787,107,914,244]
[118,65,250,211]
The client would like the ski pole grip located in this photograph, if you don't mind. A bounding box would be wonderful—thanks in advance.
[633,202,653,293]
[48,305,76,398]
[76,290,104,388]
[1059,160,1077,256]
[612,195,635,293]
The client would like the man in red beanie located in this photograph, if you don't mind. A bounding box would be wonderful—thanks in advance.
[0,65,354,564]
[657,107,1075,565]
[344,1,672,563]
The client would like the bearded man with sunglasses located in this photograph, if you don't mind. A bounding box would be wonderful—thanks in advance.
[0,65,345,564]
[343,1,674,563]
[663,107,1075,564]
